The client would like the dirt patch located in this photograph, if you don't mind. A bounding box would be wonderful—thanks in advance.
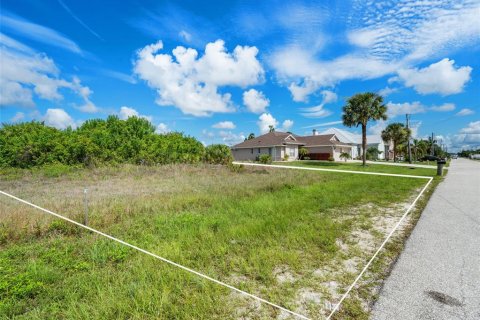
[273,265,296,284]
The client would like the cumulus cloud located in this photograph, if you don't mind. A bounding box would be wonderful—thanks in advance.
[282,119,294,131]
[119,106,152,121]
[155,123,170,134]
[257,113,293,134]
[460,121,480,134]
[10,112,25,122]
[43,108,76,129]
[378,86,399,97]
[446,121,480,151]
[456,108,475,116]
[430,103,455,112]
[134,39,264,116]
[212,121,236,129]
[243,89,269,113]
[257,113,279,134]
[387,101,426,118]
[0,34,97,110]
[397,59,472,95]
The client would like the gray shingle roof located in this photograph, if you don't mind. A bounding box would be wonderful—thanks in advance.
[232,132,349,149]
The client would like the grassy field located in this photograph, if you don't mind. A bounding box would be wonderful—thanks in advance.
[272,160,438,177]
[0,164,434,319]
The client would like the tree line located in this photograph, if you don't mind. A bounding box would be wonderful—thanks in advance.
[0,116,231,168]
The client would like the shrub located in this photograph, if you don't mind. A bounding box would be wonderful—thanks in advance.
[299,147,308,160]
[227,163,245,173]
[204,144,233,165]
[339,152,351,162]
[328,156,335,162]
[259,154,272,164]
[283,154,289,161]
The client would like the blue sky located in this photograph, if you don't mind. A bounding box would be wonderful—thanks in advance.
[1,0,479,151]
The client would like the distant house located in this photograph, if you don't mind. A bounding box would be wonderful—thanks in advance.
[231,131,352,161]
[320,127,393,160]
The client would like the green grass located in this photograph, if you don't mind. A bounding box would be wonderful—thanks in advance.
[0,164,432,319]
[274,160,438,177]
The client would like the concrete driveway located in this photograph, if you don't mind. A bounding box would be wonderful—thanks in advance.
[372,158,480,319]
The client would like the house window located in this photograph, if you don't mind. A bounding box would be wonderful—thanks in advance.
[251,148,253,154]
[269,148,272,155]
[289,148,295,157]
[258,148,261,153]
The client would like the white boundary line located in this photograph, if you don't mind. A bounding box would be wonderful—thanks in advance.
[1,163,434,319]
[233,162,432,180]
[234,162,434,319]
[0,190,310,320]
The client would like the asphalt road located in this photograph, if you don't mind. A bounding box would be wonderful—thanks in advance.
[372,158,480,320]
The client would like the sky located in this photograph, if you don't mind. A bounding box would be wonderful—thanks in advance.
[0,0,479,151]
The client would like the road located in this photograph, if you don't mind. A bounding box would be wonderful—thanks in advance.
[372,158,480,319]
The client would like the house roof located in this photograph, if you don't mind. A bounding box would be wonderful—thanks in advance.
[231,131,303,148]
[232,131,352,149]
[320,127,384,145]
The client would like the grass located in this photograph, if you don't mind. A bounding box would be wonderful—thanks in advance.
[0,163,437,319]
[273,160,438,177]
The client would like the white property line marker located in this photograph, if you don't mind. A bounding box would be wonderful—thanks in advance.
[233,162,432,180]
[234,162,434,319]
[0,190,310,320]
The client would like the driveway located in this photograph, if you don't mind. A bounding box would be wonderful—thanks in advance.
[372,158,480,319]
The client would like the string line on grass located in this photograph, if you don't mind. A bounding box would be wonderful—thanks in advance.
[233,162,432,180]
[326,177,433,319]
[0,190,310,320]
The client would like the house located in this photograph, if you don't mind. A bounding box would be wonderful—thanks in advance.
[231,131,352,161]
[320,127,393,160]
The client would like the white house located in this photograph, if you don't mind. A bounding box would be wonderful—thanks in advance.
[320,127,393,160]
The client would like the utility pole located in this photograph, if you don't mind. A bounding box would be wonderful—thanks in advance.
[431,132,435,156]
[406,114,412,163]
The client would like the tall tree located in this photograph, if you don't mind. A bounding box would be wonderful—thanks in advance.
[247,133,255,140]
[342,92,387,166]
[381,123,411,162]
[268,125,275,133]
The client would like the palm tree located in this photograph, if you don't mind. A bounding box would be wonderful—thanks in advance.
[381,123,411,162]
[247,133,255,140]
[342,92,387,166]
[268,125,275,133]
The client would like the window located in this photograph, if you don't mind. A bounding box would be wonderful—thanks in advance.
[258,148,261,153]
[269,148,272,155]
[251,148,253,154]
[289,148,295,157]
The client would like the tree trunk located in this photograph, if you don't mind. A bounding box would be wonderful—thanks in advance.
[362,124,367,166]
[393,141,397,162]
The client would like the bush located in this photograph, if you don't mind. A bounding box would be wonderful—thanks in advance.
[204,144,233,165]
[259,154,272,164]
[328,156,335,162]
[0,118,206,168]
[283,154,289,161]
[339,152,351,162]
[227,163,245,173]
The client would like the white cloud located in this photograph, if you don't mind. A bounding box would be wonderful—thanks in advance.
[456,108,475,116]
[378,86,399,97]
[134,39,264,116]
[302,120,343,129]
[212,121,236,129]
[0,35,97,109]
[43,108,76,129]
[301,90,336,118]
[218,130,245,145]
[57,0,103,41]
[387,101,426,118]
[282,119,294,131]
[119,106,152,121]
[460,121,480,134]
[430,103,455,112]
[257,113,279,134]
[99,69,137,84]
[10,112,25,122]
[243,89,269,113]
[368,120,388,136]
[1,11,82,54]
[179,30,192,42]
[156,123,170,134]
[397,59,472,95]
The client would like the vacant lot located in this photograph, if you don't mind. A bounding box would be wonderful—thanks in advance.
[273,160,438,177]
[1,164,431,319]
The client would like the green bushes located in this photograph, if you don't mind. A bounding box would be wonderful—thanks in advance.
[204,144,233,165]
[259,154,272,164]
[0,117,206,168]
